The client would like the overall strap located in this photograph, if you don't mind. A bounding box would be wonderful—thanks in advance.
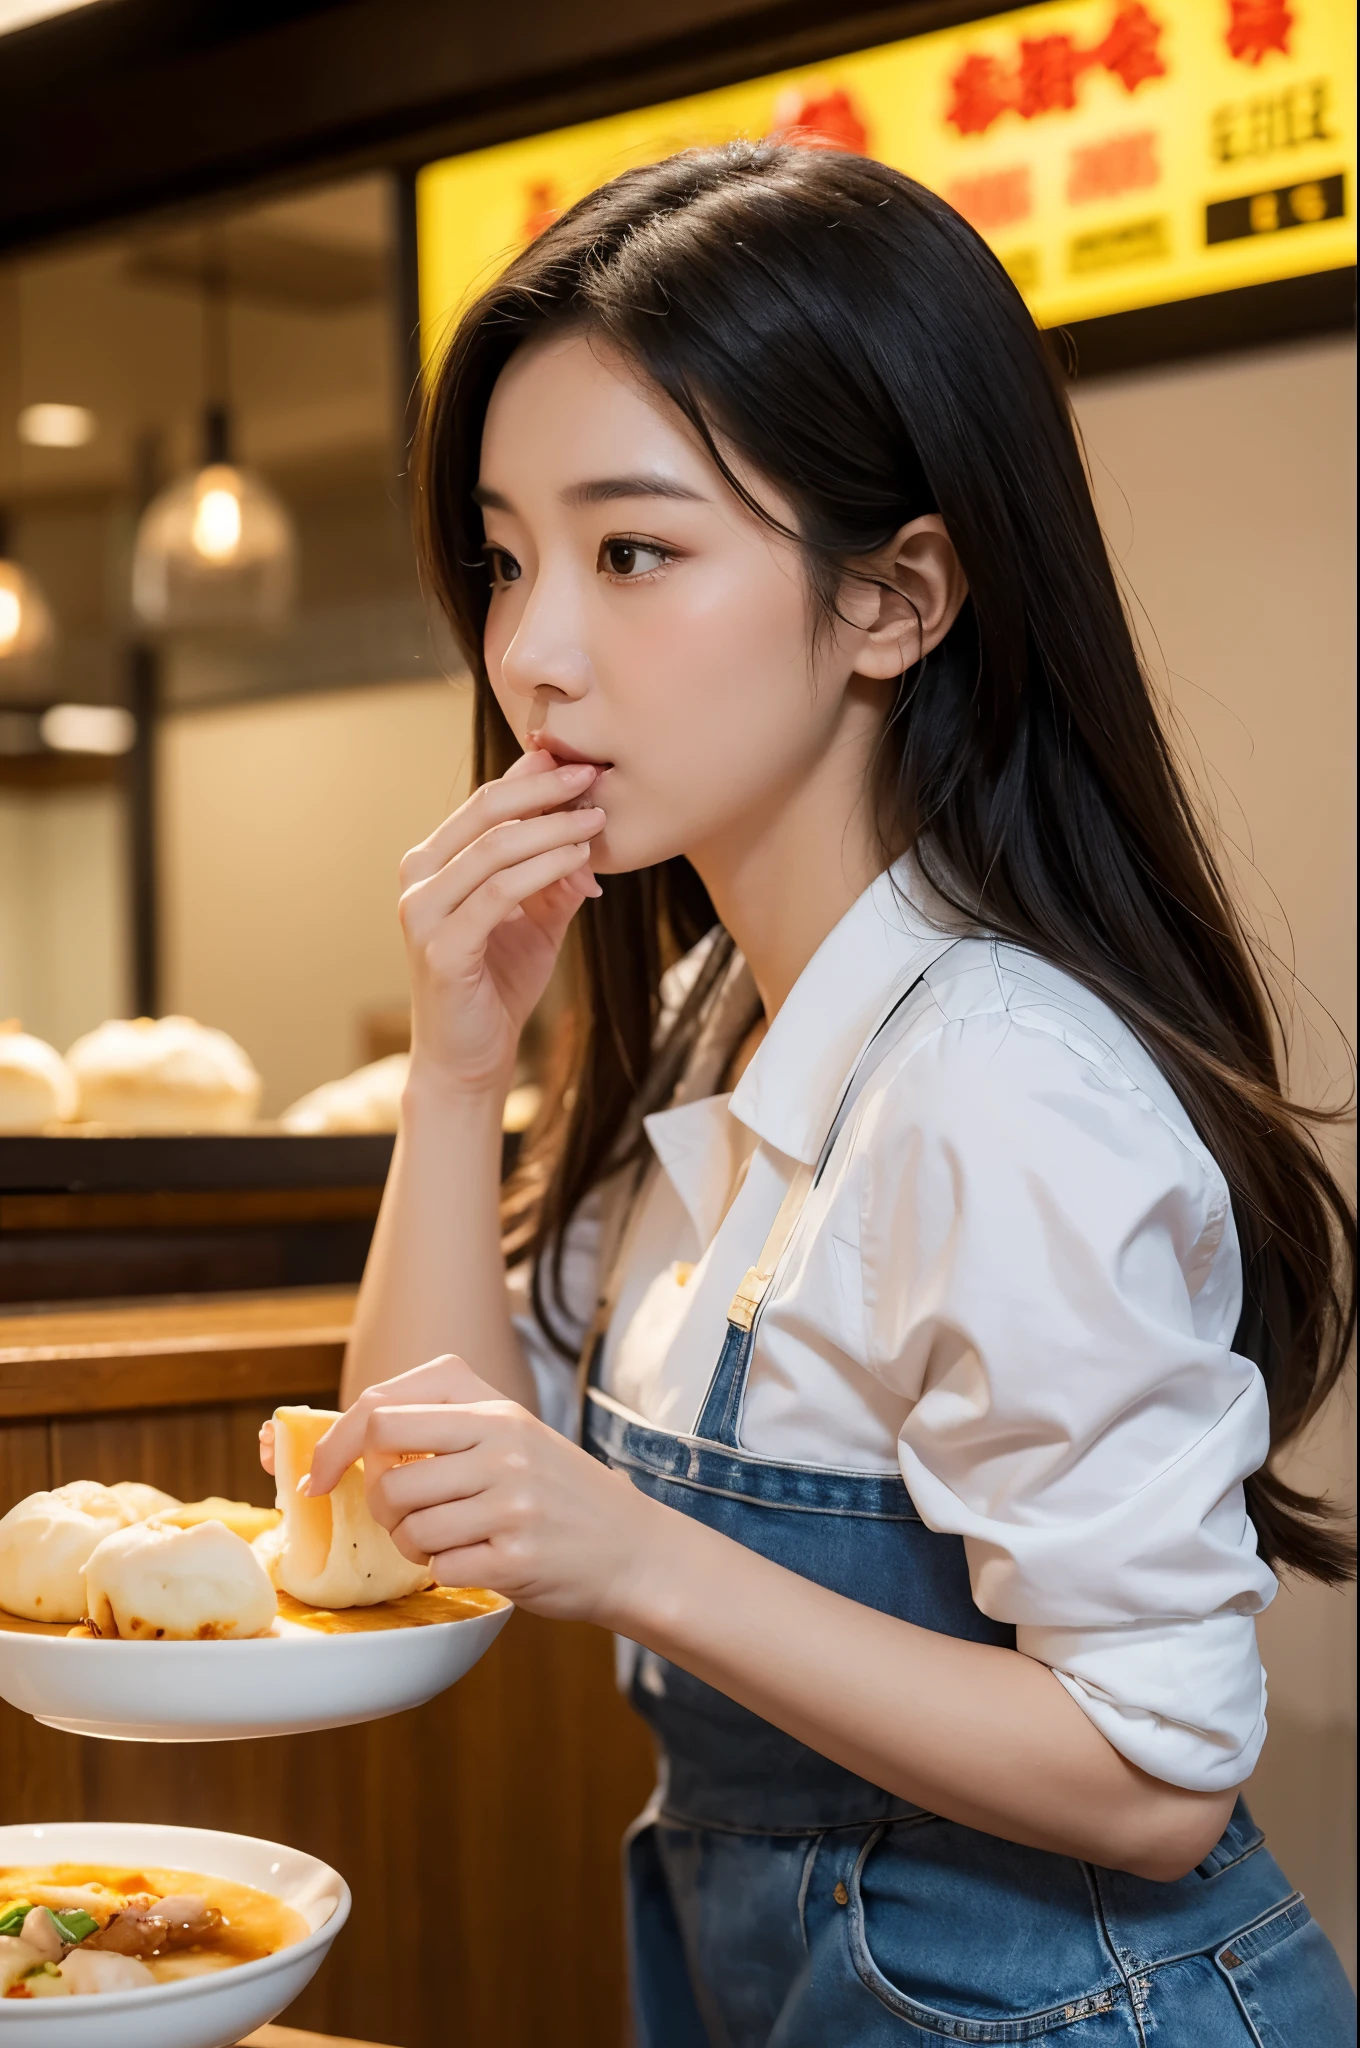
[582,935,963,1418]
[725,939,959,1336]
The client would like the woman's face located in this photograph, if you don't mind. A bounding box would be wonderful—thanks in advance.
[476,329,889,877]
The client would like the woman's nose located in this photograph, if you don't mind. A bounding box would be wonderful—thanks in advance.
[499,569,591,706]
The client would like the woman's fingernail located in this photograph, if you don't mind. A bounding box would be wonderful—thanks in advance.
[561,762,595,783]
[585,872,603,898]
[296,1474,311,1496]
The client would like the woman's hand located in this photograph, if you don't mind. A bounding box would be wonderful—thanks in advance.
[305,1357,661,1623]
[398,750,605,1099]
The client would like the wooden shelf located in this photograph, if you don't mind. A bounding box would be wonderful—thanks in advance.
[0,1286,354,1418]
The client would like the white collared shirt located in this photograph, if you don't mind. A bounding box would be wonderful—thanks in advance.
[510,862,1276,1793]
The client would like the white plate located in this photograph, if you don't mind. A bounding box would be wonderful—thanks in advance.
[0,1819,349,2048]
[0,1602,511,1741]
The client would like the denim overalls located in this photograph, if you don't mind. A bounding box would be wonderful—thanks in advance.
[583,958,1355,2048]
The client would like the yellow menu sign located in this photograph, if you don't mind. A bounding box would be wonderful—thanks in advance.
[417,0,1355,346]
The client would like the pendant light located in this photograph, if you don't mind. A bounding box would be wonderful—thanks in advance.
[0,509,56,687]
[0,254,58,689]
[131,237,296,632]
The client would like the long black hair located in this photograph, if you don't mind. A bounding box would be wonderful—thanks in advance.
[415,140,1355,1584]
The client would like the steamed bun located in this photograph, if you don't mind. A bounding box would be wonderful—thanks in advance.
[65,1015,261,1131]
[0,1020,76,1132]
[271,1406,432,1608]
[109,1481,182,1521]
[0,1482,135,1623]
[280,1053,408,1134]
[159,1496,281,1542]
[83,1517,277,1640]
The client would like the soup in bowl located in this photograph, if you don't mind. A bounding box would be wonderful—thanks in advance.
[0,1822,348,2048]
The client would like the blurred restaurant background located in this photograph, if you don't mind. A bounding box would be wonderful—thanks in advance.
[0,0,1354,2042]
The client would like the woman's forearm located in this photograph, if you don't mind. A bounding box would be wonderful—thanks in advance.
[610,1496,1235,1880]
[342,1080,535,1409]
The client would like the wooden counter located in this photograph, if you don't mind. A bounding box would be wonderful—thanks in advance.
[0,1288,353,1417]
[243,2028,398,2048]
[0,1290,654,2048]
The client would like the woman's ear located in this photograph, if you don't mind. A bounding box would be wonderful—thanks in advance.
[839,516,969,681]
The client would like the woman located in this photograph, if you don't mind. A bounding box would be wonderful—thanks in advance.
[293,145,1357,2042]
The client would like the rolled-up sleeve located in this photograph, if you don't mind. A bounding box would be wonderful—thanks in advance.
[859,1012,1276,1792]
[506,1190,602,1439]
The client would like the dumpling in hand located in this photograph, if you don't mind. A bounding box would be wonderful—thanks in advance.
[83,1517,277,1640]
[271,1406,432,1609]
[0,1481,135,1623]
[109,1481,181,1521]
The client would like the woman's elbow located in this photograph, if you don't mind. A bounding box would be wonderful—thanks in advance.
[1107,1784,1239,1884]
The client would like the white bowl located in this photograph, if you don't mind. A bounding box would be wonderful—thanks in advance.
[0,1819,349,2048]
[0,1603,511,1741]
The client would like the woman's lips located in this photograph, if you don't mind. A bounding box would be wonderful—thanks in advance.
[530,736,614,773]
[525,735,614,812]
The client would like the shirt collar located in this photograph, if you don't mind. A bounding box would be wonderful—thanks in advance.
[727,857,959,1165]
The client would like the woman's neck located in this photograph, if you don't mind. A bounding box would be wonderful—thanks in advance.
[687,693,890,1020]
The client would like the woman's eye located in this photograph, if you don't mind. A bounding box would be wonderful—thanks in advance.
[485,548,521,586]
[600,539,669,579]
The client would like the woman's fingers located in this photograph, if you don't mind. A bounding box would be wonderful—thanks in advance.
[399,808,603,948]
[400,755,599,887]
[429,1542,502,1590]
[421,842,599,966]
[366,1449,486,1529]
[306,1355,495,1494]
[258,1420,276,1476]
[390,1494,500,1562]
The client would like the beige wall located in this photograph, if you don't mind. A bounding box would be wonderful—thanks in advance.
[159,678,474,1115]
[0,783,130,1053]
[1072,335,1356,1975]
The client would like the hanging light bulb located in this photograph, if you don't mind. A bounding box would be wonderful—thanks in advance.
[0,512,57,686]
[132,403,296,632]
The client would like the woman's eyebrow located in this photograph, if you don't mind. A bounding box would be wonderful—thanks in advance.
[562,474,709,506]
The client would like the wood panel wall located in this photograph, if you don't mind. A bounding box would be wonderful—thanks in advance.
[0,1397,656,2048]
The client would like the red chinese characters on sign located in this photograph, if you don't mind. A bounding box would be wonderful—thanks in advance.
[946,3,1167,136]
[1066,129,1160,201]
[947,55,1013,136]
[771,86,871,154]
[1224,0,1293,65]
[1016,35,1088,117]
[947,166,1034,230]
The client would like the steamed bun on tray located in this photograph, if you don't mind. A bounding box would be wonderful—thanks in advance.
[65,1014,262,1131]
[269,1406,432,1608]
[280,1052,408,1134]
[83,1517,277,1641]
[0,1020,76,1132]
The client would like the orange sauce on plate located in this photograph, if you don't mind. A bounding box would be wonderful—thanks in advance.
[276,1583,508,1633]
[0,1584,506,1639]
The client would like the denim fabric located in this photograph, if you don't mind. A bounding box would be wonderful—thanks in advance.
[634,1805,1355,2047]
[589,1337,1013,1833]
[585,999,1354,2043]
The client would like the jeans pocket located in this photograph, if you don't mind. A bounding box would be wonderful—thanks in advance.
[1215,1893,1357,2048]
[845,1821,1127,2042]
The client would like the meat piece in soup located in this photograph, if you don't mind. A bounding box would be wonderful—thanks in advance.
[0,1864,306,1998]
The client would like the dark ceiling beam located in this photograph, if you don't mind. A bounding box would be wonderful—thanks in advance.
[0,0,1004,252]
